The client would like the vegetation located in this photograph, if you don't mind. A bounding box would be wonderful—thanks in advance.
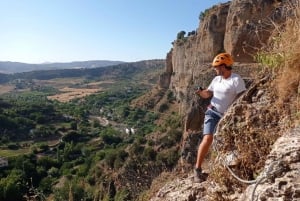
[0,60,184,200]
[199,9,209,21]
[176,31,186,40]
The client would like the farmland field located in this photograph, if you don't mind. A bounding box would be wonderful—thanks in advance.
[0,148,31,157]
[47,87,101,102]
[0,77,116,102]
[0,84,15,95]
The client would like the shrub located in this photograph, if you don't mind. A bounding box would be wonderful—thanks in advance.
[114,189,130,201]
[7,143,19,150]
[143,147,157,161]
[156,148,180,169]
[158,103,169,112]
[199,9,209,21]
[101,133,122,145]
[176,31,186,40]
[104,149,118,168]
[129,142,144,156]
[166,90,175,102]
[48,167,59,177]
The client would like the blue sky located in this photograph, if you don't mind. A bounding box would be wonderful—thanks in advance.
[0,0,229,64]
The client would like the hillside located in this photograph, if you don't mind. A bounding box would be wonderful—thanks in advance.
[0,60,164,85]
[0,59,168,201]
[0,60,125,74]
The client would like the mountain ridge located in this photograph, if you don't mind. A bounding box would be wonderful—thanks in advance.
[0,59,165,84]
[0,60,126,74]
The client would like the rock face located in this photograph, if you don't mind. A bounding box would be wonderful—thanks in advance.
[224,0,289,61]
[153,0,299,200]
[163,0,292,113]
[150,126,300,201]
[239,126,300,201]
[150,176,211,201]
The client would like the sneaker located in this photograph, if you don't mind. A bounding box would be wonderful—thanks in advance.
[193,168,204,183]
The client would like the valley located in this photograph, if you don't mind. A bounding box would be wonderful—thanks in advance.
[0,60,180,201]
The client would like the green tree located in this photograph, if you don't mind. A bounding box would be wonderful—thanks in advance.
[177,30,186,40]
[39,177,55,195]
[102,133,122,145]
[0,169,26,201]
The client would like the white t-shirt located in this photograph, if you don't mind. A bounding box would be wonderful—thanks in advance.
[207,73,246,114]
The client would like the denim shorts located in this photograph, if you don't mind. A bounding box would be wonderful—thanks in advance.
[203,109,222,135]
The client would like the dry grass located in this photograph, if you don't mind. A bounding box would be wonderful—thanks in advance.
[271,5,300,126]
[255,1,300,125]
[33,79,115,102]
[276,27,300,114]
[0,84,15,95]
[47,87,101,102]
[41,79,114,102]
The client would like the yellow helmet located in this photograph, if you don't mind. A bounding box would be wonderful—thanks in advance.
[212,53,234,67]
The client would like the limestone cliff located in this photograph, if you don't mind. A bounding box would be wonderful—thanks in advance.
[164,0,292,117]
[152,0,300,200]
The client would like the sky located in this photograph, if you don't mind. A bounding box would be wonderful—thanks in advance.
[0,0,229,64]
